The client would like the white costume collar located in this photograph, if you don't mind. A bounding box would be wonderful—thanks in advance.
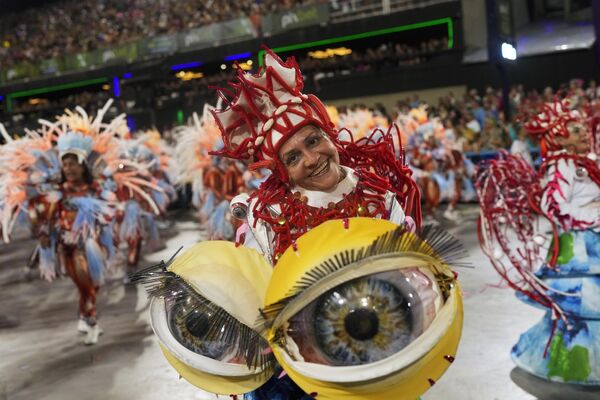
[293,166,358,208]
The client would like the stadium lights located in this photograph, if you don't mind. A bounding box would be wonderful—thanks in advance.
[258,17,454,66]
[127,116,137,132]
[220,64,227,70]
[28,98,44,105]
[233,62,252,71]
[501,42,517,60]
[175,71,204,81]
[170,61,203,71]
[224,52,252,61]
[308,47,352,59]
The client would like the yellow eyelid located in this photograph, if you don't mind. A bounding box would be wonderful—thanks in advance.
[147,242,275,395]
[266,218,455,328]
[159,344,268,395]
[168,241,272,331]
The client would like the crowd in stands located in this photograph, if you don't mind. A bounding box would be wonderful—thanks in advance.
[332,92,517,154]
[0,0,449,70]
[8,78,600,157]
[7,36,450,117]
[0,0,323,69]
[338,78,599,154]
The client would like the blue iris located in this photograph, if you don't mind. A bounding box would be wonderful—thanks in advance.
[312,275,419,366]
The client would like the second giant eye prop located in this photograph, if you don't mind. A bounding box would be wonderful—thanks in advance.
[134,218,466,399]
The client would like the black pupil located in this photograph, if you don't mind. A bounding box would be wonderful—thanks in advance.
[185,311,209,338]
[344,308,380,341]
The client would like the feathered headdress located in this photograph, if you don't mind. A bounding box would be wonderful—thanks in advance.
[56,132,94,163]
[37,99,127,162]
[138,129,174,175]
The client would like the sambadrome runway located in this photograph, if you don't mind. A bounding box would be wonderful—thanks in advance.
[1,206,599,400]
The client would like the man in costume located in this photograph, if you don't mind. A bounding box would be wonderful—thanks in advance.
[116,132,174,282]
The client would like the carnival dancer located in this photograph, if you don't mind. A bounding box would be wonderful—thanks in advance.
[200,156,244,240]
[0,124,55,245]
[0,124,58,277]
[22,106,116,345]
[477,99,600,384]
[137,129,177,214]
[45,148,112,345]
[173,106,243,240]
[0,101,161,344]
[133,49,466,400]
[116,133,174,281]
[404,108,474,222]
[173,108,220,214]
[438,124,477,219]
[337,105,375,141]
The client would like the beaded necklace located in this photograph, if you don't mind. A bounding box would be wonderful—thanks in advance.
[249,167,392,260]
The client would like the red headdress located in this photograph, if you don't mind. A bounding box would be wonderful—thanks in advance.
[523,99,583,155]
[210,49,335,181]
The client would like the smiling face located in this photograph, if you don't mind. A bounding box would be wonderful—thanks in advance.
[278,125,343,192]
[61,154,86,184]
[556,123,590,154]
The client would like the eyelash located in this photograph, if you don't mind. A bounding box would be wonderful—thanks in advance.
[131,256,276,373]
[259,225,469,325]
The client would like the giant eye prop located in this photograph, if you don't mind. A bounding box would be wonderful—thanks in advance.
[260,218,468,400]
[133,220,467,399]
[131,242,276,395]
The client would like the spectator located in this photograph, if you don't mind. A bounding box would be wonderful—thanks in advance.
[510,126,533,166]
